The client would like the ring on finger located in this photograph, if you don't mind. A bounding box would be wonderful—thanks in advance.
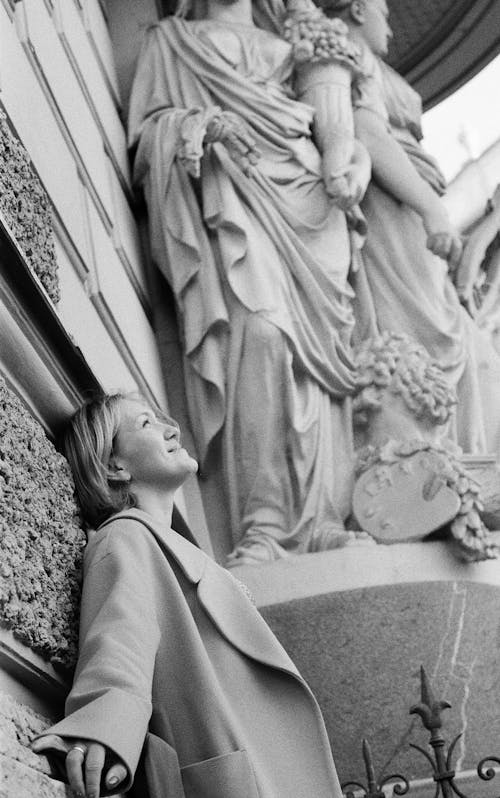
[68,745,87,757]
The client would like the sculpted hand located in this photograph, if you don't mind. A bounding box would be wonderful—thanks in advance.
[423,207,463,270]
[325,175,353,210]
[205,111,261,174]
[452,186,500,316]
[32,734,127,797]
[323,140,371,211]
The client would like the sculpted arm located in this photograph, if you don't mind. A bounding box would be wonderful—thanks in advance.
[454,184,500,315]
[354,106,462,268]
[32,526,162,796]
[302,72,371,208]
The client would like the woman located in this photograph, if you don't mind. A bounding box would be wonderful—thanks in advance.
[128,0,370,564]
[32,393,344,798]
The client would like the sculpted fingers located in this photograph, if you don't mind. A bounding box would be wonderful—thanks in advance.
[325,175,350,208]
[426,232,448,260]
[426,231,460,267]
[448,235,464,271]
[226,133,260,171]
[426,223,463,270]
[205,111,261,173]
[217,113,260,171]
[225,129,252,158]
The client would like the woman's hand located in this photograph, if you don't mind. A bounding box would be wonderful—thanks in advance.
[32,734,127,797]
[205,111,261,174]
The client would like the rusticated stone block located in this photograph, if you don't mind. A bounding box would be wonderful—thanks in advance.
[0,691,69,798]
[0,692,52,772]
[0,376,85,669]
[0,110,59,304]
[0,755,70,798]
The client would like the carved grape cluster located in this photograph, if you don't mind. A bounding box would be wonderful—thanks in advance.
[282,0,361,68]
[353,331,457,427]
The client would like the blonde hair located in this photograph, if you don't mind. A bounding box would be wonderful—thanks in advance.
[63,393,135,530]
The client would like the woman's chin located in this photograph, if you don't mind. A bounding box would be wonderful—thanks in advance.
[186,455,199,474]
[177,448,199,475]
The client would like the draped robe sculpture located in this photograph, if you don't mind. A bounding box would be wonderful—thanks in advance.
[324,0,500,457]
[128,0,365,563]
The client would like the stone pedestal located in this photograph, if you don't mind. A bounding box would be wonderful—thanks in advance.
[231,541,500,791]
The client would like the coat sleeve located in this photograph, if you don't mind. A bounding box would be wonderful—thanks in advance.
[36,521,162,791]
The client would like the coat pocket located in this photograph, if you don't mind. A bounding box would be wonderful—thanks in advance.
[130,732,185,798]
[181,749,260,798]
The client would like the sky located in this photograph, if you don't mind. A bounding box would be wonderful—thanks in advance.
[422,53,500,182]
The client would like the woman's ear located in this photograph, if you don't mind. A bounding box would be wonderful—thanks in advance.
[350,0,367,25]
[107,457,131,485]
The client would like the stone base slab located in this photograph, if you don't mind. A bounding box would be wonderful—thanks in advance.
[230,539,500,607]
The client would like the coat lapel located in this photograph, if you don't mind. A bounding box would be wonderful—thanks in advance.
[105,510,302,681]
[198,559,302,680]
[108,509,207,583]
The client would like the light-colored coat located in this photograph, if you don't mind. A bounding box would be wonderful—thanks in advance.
[44,509,343,798]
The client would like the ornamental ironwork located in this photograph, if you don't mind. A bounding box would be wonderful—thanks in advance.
[341,666,500,798]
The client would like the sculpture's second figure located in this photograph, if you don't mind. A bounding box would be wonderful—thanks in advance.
[324,0,500,457]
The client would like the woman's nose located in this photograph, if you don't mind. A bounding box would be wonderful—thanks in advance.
[162,422,179,440]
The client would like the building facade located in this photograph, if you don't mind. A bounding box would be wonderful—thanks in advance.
[1,1,500,796]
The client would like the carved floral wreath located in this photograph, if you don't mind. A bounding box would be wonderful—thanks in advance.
[356,438,499,562]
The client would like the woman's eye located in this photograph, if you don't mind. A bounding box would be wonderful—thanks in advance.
[142,419,151,428]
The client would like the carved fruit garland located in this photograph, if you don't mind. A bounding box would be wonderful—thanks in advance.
[282,0,362,70]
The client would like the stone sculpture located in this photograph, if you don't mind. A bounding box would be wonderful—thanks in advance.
[455,184,500,324]
[282,0,368,208]
[352,332,499,561]
[128,0,369,564]
[322,0,500,457]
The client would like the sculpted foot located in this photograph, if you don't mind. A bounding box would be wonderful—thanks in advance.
[225,532,290,568]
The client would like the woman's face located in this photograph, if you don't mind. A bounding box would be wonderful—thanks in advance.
[111,397,198,492]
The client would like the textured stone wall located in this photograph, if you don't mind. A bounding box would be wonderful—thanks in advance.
[0,110,59,304]
[0,691,70,797]
[0,376,85,669]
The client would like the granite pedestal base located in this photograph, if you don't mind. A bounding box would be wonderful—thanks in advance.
[231,541,500,791]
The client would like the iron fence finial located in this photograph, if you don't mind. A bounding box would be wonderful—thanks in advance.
[409,666,451,731]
